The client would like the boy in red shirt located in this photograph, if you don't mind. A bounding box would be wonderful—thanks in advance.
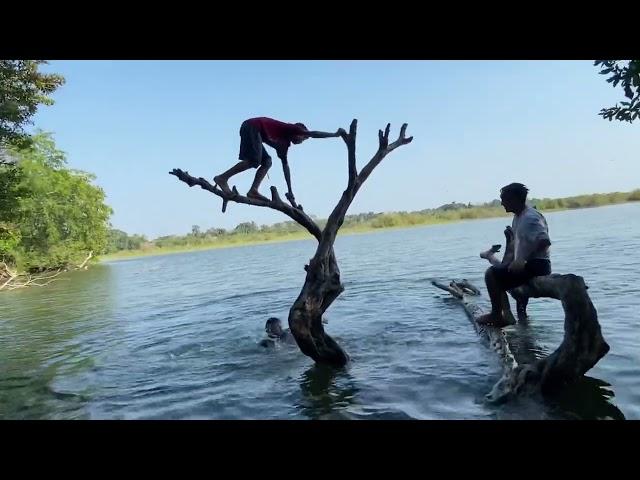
[214,117,343,204]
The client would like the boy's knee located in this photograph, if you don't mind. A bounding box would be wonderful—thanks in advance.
[485,266,497,282]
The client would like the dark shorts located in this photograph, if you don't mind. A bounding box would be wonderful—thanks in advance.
[239,120,272,168]
[491,258,551,291]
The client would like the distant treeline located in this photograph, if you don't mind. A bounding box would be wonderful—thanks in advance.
[106,189,640,255]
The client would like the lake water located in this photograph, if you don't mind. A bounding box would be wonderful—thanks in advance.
[1,203,638,419]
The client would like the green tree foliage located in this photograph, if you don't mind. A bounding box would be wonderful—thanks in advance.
[595,60,640,123]
[105,229,148,253]
[0,60,65,147]
[0,149,24,265]
[0,133,112,271]
[234,221,258,234]
[205,227,226,237]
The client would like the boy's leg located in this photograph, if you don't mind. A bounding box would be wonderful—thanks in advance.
[247,150,272,201]
[214,160,253,195]
[477,266,518,327]
[216,120,262,195]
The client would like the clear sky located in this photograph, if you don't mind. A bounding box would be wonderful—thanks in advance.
[31,60,639,238]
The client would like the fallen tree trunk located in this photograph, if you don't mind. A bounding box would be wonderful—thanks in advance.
[171,120,413,366]
[432,274,609,402]
[77,250,93,269]
[1,264,64,291]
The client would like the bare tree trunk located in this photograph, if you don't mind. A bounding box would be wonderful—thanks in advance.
[290,247,348,365]
[499,225,535,320]
[512,274,609,394]
[171,119,413,366]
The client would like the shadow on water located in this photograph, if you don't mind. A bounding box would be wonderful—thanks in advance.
[548,376,626,420]
[296,364,359,419]
[503,317,625,420]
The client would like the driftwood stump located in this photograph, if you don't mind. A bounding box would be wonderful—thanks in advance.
[433,272,609,402]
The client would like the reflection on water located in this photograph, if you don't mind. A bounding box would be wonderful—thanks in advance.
[550,376,626,420]
[0,266,115,419]
[297,365,359,419]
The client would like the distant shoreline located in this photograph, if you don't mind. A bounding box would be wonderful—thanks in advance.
[100,200,639,262]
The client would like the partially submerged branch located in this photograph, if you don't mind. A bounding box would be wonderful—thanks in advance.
[78,251,93,269]
[1,250,93,292]
[0,267,65,291]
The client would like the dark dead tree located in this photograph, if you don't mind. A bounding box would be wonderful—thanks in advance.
[170,120,412,366]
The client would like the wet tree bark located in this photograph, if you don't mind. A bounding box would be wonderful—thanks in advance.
[510,273,609,395]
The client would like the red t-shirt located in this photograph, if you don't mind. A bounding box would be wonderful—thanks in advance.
[247,117,307,158]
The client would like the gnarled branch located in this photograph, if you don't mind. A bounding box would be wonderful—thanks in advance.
[357,123,412,187]
[169,169,322,241]
[318,121,413,258]
[1,267,65,291]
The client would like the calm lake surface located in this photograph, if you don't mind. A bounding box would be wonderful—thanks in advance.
[1,203,638,419]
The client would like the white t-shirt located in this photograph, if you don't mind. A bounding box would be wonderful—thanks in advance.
[512,206,550,261]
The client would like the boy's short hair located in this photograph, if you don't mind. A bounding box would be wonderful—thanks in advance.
[500,183,529,203]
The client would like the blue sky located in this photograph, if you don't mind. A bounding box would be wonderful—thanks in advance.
[32,60,639,238]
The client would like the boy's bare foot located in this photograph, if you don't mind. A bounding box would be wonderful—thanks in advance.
[213,176,233,195]
[476,313,512,328]
[480,249,493,260]
[480,245,502,260]
[247,189,269,202]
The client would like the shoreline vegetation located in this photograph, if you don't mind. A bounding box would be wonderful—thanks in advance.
[101,190,640,262]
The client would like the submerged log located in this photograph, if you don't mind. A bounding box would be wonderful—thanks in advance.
[432,280,517,401]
